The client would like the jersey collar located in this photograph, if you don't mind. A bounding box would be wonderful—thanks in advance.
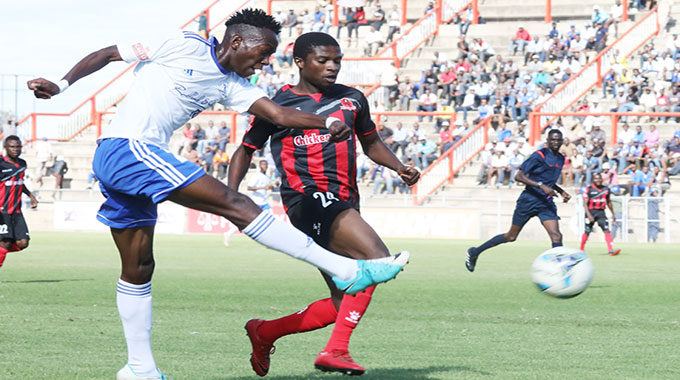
[282,84,323,102]
[210,37,230,75]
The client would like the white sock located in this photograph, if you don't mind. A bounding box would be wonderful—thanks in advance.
[117,279,160,377]
[243,211,359,280]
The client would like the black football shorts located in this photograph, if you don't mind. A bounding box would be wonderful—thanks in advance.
[285,190,356,250]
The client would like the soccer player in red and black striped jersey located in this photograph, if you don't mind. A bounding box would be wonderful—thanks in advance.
[580,173,620,256]
[0,135,39,270]
[229,32,419,376]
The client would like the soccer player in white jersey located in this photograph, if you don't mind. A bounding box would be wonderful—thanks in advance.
[27,9,408,380]
[248,160,274,211]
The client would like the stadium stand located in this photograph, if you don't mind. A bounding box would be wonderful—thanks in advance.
[8,0,680,242]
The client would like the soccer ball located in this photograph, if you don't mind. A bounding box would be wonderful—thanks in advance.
[531,247,594,298]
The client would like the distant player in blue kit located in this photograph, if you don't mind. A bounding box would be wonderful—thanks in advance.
[466,129,572,272]
[27,9,407,380]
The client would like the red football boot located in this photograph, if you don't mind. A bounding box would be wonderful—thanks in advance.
[244,319,276,377]
[314,350,365,376]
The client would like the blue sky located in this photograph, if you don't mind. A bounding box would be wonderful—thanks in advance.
[0,0,229,120]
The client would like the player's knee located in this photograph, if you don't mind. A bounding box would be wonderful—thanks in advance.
[123,258,155,283]
[223,189,252,210]
[550,230,562,242]
[16,240,28,250]
[505,233,518,242]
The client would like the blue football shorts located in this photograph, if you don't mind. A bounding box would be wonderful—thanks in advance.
[93,138,205,228]
[511,192,560,227]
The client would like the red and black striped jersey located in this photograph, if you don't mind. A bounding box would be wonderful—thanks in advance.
[0,156,27,214]
[242,84,376,208]
[583,184,610,210]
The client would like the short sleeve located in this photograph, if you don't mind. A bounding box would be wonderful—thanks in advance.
[242,116,277,151]
[519,151,541,173]
[355,92,376,136]
[218,73,267,113]
[116,33,181,63]
[0,160,24,182]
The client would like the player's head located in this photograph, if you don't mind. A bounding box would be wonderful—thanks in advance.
[592,172,603,187]
[221,8,281,77]
[259,159,268,173]
[293,32,342,90]
[546,129,563,152]
[3,135,22,159]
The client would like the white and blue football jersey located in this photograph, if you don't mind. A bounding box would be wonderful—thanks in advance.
[100,31,266,149]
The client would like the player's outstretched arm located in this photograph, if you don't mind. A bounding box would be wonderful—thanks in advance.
[248,98,351,142]
[227,145,255,191]
[358,130,420,186]
[27,46,122,99]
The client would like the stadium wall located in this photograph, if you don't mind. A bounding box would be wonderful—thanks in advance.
[23,197,679,244]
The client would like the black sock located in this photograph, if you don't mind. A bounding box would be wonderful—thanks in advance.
[552,241,563,248]
[474,234,508,255]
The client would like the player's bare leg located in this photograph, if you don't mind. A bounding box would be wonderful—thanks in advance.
[168,175,405,288]
[467,224,523,272]
[111,226,165,379]
[14,238,28,250]
[314,209,393,376]
[246,209,399,376]
[541,219,563,248]
[0,238,26,269]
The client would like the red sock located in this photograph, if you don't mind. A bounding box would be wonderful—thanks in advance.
[323,286,376,353]
[257,298,337,343]
[8,243,21,252]
[580,233,589,251]
[0,246,8,268]
[604,232,613,251]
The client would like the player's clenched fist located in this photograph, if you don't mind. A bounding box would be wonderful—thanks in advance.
[27,78,60,99]
[397,165,420,186]
[327,120,351,142]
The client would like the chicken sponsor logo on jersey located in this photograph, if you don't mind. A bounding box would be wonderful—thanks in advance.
[293,133,332,147]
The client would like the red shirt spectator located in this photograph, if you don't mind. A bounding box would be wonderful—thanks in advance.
[356,7,367,24]
[454,60,471,72]
[182,123,194,139]
[440,69,456,84]
[514,27,531,41]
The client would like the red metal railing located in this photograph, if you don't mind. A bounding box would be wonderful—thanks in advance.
[411,115,491,205]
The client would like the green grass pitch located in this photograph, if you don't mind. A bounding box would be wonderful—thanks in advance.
[0,232,678,380]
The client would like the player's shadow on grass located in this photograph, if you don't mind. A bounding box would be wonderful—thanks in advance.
[220,365,492,380]
[3,278,94,283]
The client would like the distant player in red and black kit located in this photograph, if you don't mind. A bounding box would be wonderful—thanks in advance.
[580,173,620,256]
[0,135,39,270]
[229,32,420,376]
